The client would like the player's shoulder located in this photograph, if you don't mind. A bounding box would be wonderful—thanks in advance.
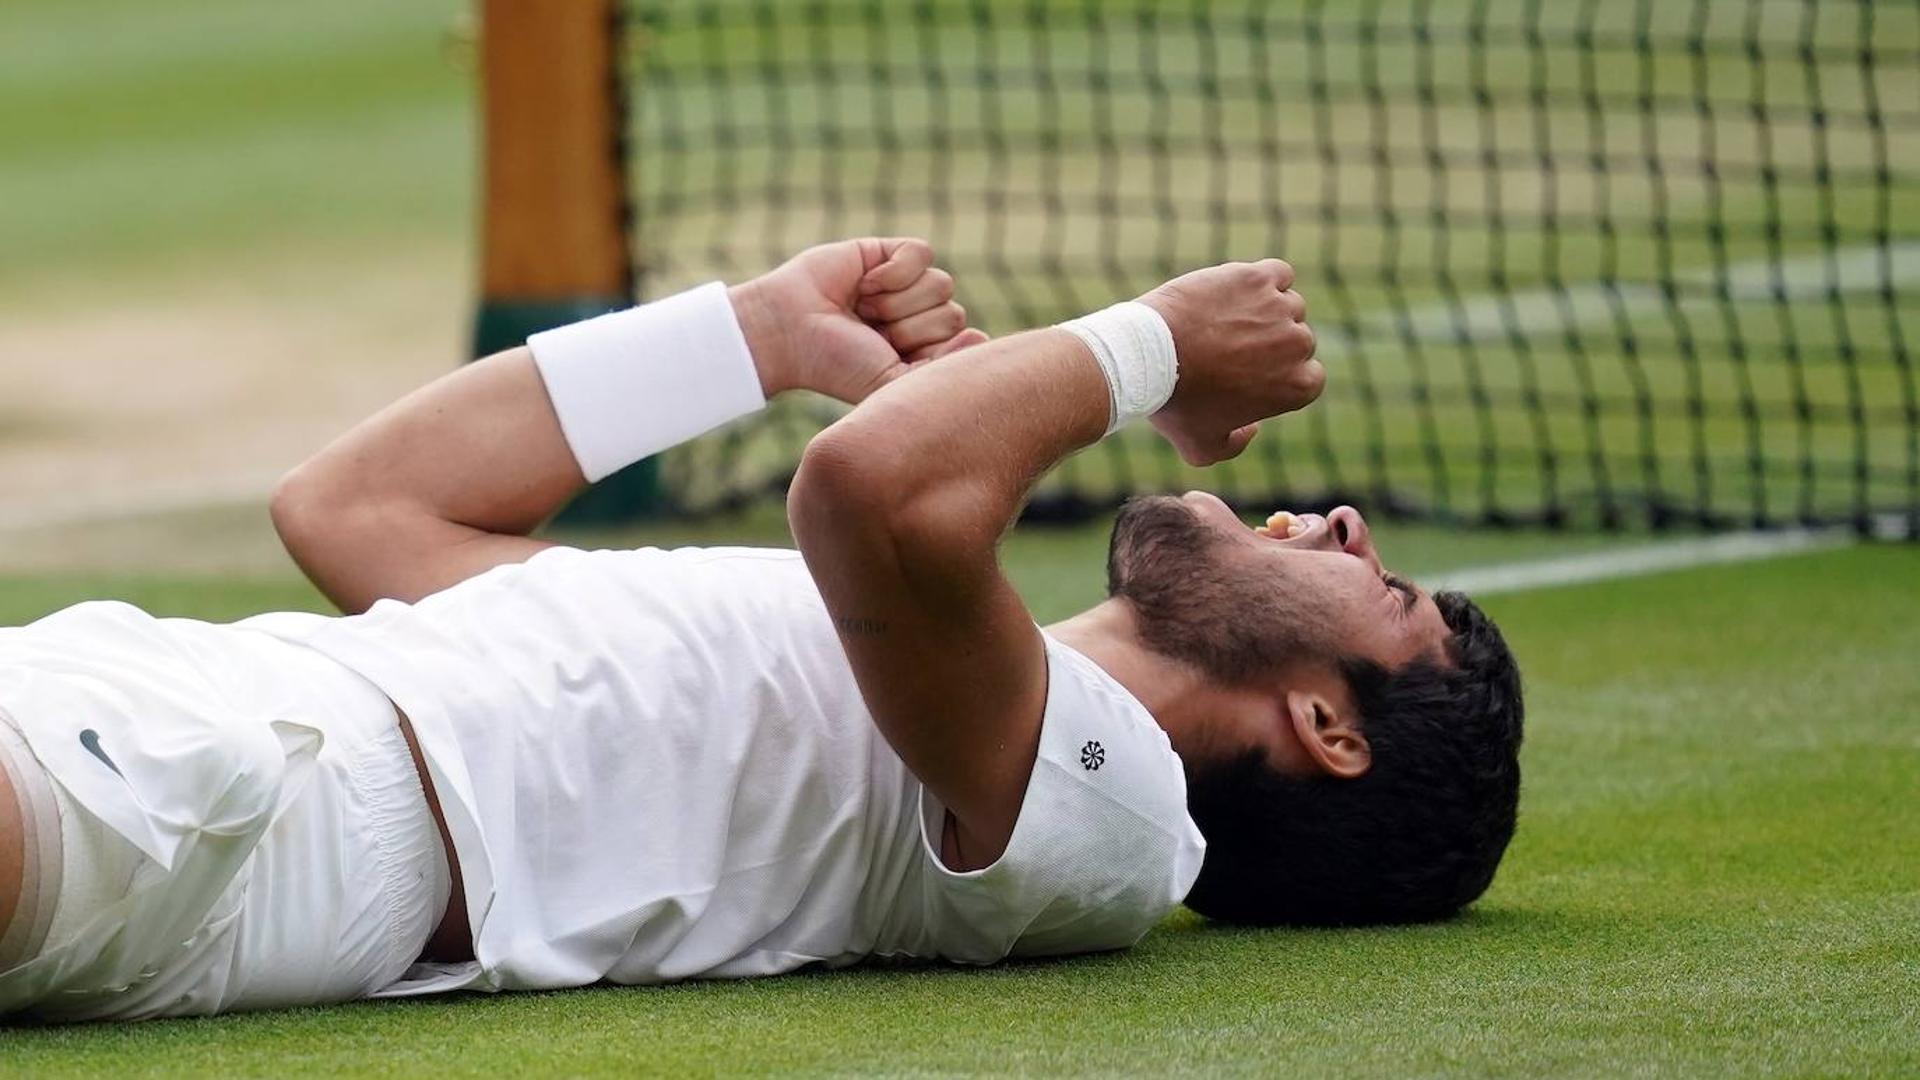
[915,634,1204,962]
[1029,630,1205,857]
[1034,633,1194,827]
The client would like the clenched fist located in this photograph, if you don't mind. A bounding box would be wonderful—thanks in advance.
[1138,259,1321,466]
[730,238,990,406]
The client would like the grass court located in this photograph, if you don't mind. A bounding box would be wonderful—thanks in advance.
[1,1,1916,1074]
[2,524,1917,1076]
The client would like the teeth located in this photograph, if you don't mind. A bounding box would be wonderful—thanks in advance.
[1258,510,1301,538]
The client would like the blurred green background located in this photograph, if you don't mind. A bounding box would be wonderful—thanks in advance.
[2,1,469,284]
[0,1,472,575]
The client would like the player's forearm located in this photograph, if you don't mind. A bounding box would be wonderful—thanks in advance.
[271,348,586,612]
[276,286,786,613]
[278,238,971,614]
[791,328,1109,586]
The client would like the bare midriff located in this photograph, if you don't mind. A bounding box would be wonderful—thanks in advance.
[394,706,473,964]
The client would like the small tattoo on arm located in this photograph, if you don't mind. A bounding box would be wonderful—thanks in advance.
[835,616,890,637]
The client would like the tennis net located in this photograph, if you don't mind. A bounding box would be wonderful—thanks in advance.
[620,0,1920,535]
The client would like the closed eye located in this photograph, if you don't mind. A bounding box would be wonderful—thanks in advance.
[1384,572,1418,613]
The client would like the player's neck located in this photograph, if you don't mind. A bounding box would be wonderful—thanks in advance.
[1046,599,1210,739]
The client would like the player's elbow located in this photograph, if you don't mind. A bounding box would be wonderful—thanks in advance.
[269,461,337,558]
[790,427,988,579]
[270,460,394,606]
[789,428,903,540]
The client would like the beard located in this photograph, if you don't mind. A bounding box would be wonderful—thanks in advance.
[1105,496,1339,684]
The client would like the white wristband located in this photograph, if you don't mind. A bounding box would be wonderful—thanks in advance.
[527,282,767,483]
[1056,301,1179,435]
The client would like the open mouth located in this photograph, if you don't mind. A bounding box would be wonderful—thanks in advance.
[1255,510,1308,538]
[1253,509,1327,546]
[1178,493,1342,549]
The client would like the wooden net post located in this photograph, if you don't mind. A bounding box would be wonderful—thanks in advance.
[473,0,660,522]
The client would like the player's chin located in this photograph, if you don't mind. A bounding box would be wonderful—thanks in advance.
[1176,491,1260,538]
[1112,494,1195,537]
[1112,494,1197,547]
[1109,495,1248,573]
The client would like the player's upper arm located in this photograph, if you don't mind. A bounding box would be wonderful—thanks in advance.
[272,348,575,614]
[787,432,1047,871]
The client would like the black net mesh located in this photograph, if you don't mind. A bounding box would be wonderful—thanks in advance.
[622,0,1920,535]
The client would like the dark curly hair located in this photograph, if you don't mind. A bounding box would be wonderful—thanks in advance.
[1182,590,1524,926]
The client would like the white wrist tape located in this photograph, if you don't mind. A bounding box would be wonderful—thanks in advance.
[527,281,766,483]
[1056,300,1179,435]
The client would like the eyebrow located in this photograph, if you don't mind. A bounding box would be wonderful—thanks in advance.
[1385,573,1419,614]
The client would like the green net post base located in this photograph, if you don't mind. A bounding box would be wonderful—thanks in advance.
[471,298,667,527]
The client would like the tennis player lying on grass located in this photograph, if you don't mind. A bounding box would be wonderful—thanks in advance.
[0,238,1522,1021]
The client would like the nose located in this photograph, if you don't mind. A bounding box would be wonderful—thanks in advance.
[1326,505,1384,574]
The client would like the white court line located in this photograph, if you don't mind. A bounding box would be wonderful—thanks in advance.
[1426,526,1856,597]
[1319,241,1919,349]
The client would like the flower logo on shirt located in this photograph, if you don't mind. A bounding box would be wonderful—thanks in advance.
[1080,740,1106,771]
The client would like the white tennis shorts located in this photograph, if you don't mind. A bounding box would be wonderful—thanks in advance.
[0,612,451,1021]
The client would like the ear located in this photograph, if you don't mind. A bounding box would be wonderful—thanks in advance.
[1284,690,1372,780]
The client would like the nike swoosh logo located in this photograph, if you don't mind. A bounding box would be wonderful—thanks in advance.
[79,728,123,776]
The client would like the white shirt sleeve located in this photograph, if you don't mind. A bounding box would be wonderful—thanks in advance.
[916,635,1207,963]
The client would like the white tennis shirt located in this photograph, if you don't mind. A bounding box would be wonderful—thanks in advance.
[252,544,1205,994]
